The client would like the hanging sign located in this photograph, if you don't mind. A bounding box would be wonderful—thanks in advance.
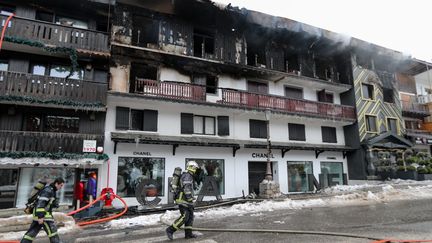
[83,140,97,153]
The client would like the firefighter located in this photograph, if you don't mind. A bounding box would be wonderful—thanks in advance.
[21,177,65,243]
[166,161,200,240]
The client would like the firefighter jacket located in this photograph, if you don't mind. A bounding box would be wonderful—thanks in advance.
[174,171,194,205]
[33,185,58,221]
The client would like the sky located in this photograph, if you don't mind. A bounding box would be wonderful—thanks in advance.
[214,0,432,62]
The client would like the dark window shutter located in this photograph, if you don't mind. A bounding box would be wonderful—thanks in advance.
[131,109,144,130]
[116,107,129,130]
[250,119,267,138]
[143,109,158,132]
[181,113,194,134]
[288,123,305,141]
[217,116,229,136]
[322,126,337,143]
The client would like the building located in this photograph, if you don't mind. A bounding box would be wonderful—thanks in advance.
[104,0,360,206]
[0,0,111,208]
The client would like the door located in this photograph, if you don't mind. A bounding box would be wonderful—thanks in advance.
[320,162,343,186]
[248,161,273,195]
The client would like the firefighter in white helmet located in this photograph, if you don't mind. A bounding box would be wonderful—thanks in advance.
[166,161,200,240]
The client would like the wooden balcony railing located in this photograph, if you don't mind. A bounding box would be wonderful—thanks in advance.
[0,71,107,107]
[0,131,104,153]
[219,89,356,120]
[401,101,428,113]
[134,79,206,102]
[1,15,109,53]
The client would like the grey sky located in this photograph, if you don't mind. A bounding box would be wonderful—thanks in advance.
[215,0,432,62]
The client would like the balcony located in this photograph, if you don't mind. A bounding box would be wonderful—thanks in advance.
[218,89,356,121]
[418,94,432,105]
[133,79,206,102]
[401,100,429,118]
[1,15,109,53]
[0,71,107,110]
[0,131,103,153]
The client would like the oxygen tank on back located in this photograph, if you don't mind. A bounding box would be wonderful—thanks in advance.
[170,167,182,193]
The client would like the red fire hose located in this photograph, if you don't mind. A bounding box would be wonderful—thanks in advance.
[67,189,128,227]
[0,13,15,51]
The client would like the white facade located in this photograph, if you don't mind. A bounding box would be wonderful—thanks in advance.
[101,66,352,206]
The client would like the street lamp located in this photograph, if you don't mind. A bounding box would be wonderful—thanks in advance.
[264,109,272,181]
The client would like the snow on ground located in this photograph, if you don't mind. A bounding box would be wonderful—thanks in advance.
[2,180,432,240]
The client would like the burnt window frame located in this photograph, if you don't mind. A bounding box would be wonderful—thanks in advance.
[247,80,268,94]
[193,28,215,57]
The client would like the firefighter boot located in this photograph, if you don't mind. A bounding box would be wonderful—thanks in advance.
[185,229,197,239]
[165,226,175,240]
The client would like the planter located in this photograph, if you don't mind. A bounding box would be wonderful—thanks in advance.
[396,171,418,180]
[377,171,396,180]
[417,173,432,181]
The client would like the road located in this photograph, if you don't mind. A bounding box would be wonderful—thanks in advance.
[38,198,432,243]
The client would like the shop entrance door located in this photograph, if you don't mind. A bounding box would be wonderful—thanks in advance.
[248,161,274,195]
[0,169,19,209]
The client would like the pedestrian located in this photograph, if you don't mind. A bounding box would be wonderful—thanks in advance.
[166,161,200,240]
[21,177,65,243]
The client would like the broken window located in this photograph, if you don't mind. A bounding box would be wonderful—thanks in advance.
[362,83,374,100]
[285,53,300,73]
[193,28,215,58]
[247,41,266,67]
[44,116,79,133]
[130,63,158,93]
[315,58,333,81]
[247,81,268,94]
[55,15,88,29]
[132,15,159,48]
[193,115,215,135]
[192,74,218,94]
[383,88,394,103]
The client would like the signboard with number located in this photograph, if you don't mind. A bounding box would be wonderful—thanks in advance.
[83,140,97,153]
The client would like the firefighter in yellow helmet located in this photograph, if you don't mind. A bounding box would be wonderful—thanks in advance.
[166,161,200,240]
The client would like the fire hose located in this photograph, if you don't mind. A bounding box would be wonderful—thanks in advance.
[67,189,128,227]
[0,13,15,51]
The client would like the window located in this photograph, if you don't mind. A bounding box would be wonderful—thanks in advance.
[0,4,15,15]
[132,16,159,47]
[288,123,305,141]
[44,116,79,133]
[50,65,84,80]
[193,28,215,57]
[193,115,215,135]
[0,60,8,71]
[217,116,229,136]
[365,115,378,133]
[247,81,268,94]
[186,158,224,194]
[115,107,158,132]
[288,162,313,192]
[30,63,47,76]
[249,119,267,139]
[35,10,54,22]
[55,16,88,29]
[317,90,334,103]
[322,126,337,143]
[285,86,303,99]
[192,74,218,94]
[362,83,374,100]
[387,118,398,133]
[383,88,394,103]
[320,162,344,186]
[117,157,165,197]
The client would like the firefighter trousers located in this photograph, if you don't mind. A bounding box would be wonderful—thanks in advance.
[171,204,194,231]
[21,220,60,243]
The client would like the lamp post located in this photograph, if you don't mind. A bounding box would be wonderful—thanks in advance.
[264,109,273,181]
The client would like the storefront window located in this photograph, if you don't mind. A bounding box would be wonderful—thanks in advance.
[320,162,343,186]
[0,169,18,209]
[185,158,224,194]
[117,157,165,197]
[287,161,313,192]
[16,168,75,208]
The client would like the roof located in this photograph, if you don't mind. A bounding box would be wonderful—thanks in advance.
[363,131,413,148]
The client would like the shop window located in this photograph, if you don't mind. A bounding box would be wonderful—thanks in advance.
[193,28,215,58]
[365,115,378,133]
[44,116,79,133]
[247,81,268,94]
[383,88,394,103]
[193,115,215,135]
[0,169,18,209]
[387,118,398,133]
[285,86,303,99]
[285,53,300,73]
[117,157,165,197]
[287,161,313,192]
[288,123,305,141]
[186,158,224,194]
[320,162,343,186]
[15,168,75,208]
[115,107,158,132]
[362,83,374,100]
[321,126,337,143]
[130,63,157,93]
[192,74,218,94]
[249,119,267,139]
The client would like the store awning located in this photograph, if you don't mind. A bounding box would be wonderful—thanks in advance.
[363,131,413,149]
